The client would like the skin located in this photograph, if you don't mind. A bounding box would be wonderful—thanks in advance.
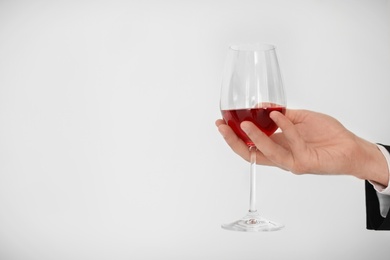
[216,109,389,187]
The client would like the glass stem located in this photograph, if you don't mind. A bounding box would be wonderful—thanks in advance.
[249,146,257,213]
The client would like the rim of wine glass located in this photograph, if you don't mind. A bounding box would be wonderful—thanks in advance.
[229,43,275,52]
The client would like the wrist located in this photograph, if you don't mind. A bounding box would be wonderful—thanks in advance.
[354,138,389,186]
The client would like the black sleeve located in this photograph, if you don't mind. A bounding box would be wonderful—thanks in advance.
[365,144,390,230]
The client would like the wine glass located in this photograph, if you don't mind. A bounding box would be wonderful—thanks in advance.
[220,43,286,232]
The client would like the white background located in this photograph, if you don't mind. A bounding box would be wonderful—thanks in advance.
[0,0,390,259]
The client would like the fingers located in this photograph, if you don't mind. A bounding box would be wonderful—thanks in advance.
[241,121,293,170]
[215,119,250,161]
[270,111,306,155]
[215,119,225,127]
[216,115,305,171]
[216,110,312,174]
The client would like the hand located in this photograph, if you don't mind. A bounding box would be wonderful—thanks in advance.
[216,109,389,186]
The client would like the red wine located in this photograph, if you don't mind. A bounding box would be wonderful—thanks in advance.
[221,105,286,146]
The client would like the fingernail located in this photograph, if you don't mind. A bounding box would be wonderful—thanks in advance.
[241,122,250,134]
[269,111,278,122]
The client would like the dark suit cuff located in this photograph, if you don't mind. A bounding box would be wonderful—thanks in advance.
[365,180,390,230]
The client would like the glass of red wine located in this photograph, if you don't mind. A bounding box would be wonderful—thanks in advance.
[220,43,286,232]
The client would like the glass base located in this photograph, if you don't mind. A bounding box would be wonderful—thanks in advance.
[222,211,284,232]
